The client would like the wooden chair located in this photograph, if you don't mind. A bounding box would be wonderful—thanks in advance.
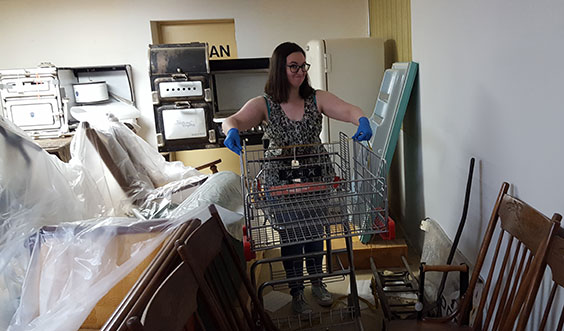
[124,261,202,331]
[124,205,276,331]
[511,226,564,330]
[101,218,201,331]
[176,204,277,331]
[384,182,562,331]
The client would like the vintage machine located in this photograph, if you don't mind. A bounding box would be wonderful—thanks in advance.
[149,42,214,152]
[209,57,269,147]
[59,64,140,127]
[0,64,139,139]
[149,42,268,152]
[0,65,69,138]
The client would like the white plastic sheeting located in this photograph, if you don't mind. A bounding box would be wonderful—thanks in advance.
[71,115,209,218]
[0,117,243,330]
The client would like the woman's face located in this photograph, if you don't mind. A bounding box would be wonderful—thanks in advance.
[285,51,307,89]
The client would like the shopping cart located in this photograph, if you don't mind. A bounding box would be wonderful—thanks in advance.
[241,133,388,330]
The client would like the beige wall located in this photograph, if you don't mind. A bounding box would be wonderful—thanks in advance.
[0,0,369,147]
[411,0,564,263]
[369,0,412,68]
[369,0,414,247]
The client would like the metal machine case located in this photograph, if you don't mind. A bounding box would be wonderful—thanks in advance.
[149,42,215,152]
[154,101,213,151]
[0,66,69,137]
[149,43,270,152]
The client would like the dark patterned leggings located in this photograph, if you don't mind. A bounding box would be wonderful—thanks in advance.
[281,240,324,296]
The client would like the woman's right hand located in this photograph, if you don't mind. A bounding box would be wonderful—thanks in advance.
[221,96,268,155]
[224,128,242,155]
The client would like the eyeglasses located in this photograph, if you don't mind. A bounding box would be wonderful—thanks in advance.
[287,63,311,73]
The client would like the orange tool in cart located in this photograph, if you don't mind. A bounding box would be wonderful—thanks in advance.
[240,133,388,330]
[379,217,396,240]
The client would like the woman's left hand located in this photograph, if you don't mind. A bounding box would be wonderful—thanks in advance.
[352,117,372,141]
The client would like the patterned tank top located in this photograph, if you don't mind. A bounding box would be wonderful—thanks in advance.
[262,92,335,188]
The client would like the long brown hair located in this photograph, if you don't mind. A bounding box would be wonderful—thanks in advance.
[264,42,314,103]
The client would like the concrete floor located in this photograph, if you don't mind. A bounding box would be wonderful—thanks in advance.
[255,247,386,331]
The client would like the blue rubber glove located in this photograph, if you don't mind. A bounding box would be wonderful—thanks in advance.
[224,128,242,155]
[352,117,372,141]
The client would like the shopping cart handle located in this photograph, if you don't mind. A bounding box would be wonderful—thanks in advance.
[269,182,331,197]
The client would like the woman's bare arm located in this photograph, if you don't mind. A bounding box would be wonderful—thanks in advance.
[222,96,268,133]
[315,90,365,125]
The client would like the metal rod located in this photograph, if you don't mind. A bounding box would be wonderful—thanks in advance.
[345,235,361,317]
[435,157,475,311]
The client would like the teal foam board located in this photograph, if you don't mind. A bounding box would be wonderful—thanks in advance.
[360,61,419,244]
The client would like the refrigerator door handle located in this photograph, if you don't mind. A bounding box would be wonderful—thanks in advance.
[324,53,331,73]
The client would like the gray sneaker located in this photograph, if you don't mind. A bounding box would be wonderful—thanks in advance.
[292,292,313,315]
[311,284,334,307]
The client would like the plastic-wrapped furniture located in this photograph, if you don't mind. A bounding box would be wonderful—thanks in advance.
[0,118,242,330]
[80,119,220,218]
[383,182,562,331]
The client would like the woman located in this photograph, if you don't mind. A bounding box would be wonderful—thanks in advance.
[222,42,372,315]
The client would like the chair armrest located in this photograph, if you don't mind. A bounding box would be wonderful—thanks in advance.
[195,159,222,174]
[148,177,208,201]
[418,263,470,321]
[421,264,469,273]
[421,311,460,323]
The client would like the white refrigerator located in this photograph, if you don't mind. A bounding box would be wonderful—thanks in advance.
[306,38,385,143]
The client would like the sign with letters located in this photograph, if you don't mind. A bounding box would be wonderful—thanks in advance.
[152,19,238,60]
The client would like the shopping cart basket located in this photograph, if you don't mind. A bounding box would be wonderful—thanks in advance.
[241,133,388,251]
[240,133,388,330]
